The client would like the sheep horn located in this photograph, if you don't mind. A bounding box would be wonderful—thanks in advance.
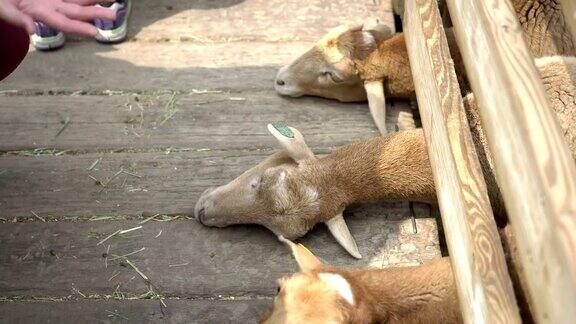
[325,213,362,259]
[364,79,387,135]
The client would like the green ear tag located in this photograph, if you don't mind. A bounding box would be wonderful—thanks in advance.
[272,122,294,138]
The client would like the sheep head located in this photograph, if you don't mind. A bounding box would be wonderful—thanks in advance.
[261,237,460,324]
[260,237,355,324]
[194,123,361,258]
[275,25,374,101]
[274,25,394,134]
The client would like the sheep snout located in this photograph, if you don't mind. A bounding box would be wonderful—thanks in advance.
[274,66,305,97]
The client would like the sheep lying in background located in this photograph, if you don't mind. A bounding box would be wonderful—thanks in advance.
[274,25,467,134]
[392,0,576,58]
[195,56,575,258]
[260,237,460,324]
[491,0,576,56]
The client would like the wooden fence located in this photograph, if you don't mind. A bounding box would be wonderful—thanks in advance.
[402,0,576,322]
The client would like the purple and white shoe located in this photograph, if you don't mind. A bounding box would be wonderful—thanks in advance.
[94,0,132,43]
[31,22,65,51]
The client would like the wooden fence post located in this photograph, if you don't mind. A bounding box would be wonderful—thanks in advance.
[403,0,521,322]
[444,0,576,322]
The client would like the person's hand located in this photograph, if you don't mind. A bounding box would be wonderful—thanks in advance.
[0,0,117,36]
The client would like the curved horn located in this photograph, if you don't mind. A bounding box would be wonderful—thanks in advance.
[364,79,387,135]
[278,236,323,271]
[325,213,362,259]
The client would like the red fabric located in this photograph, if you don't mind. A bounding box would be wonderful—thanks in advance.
[0,19,29,81]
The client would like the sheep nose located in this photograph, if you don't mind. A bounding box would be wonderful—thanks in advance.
[276,79,285,86]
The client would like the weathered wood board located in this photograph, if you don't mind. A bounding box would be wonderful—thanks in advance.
[0,1,438,322]
[128,0,390,42]
[0,0,393,93]
[0,217,440,298]
[0,299,271,324]
[0,42,303,93]
[0,93,416,151]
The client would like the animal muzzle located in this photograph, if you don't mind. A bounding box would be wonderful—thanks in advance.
[195,187,246,228]
[194,188,220,226]
[274,66,305,97]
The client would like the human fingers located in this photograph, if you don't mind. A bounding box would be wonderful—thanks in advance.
[57,2,116,21]
[0,0,35,33]
[35,9,97,36]
[63,0,114,5]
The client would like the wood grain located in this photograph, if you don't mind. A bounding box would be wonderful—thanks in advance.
[0,299,271,323]
[445,0,576,322]
[561,0,576,43]
[0,1,401,321]
[0,92,373,151]
[0,218,441,297]
[403,0,521,322]
[0,93,419,152]
[0,150,411,219]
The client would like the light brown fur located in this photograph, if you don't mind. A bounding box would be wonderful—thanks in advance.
[260,242,461,324]
[195,128,436,239]
[196,56,576,239]
[275,27,467,102]
[277,0,575,103]
[394,0,576,57]
[354,28,468,96]
[512,0,576,57]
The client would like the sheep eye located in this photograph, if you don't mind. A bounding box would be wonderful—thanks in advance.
[322,71,343,83]
[276,286,281,294]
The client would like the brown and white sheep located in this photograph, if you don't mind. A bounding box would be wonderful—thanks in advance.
[260,237,461,324]
[275,1,575,133]
[194,56,576,258]
[274,25,467,134]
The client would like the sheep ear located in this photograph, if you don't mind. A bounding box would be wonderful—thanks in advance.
[362,23,394,40]
[325,213,362,259]
[364,80,387,135]
[267,123,315,163]
[319,24,363,46]
[279,236,323,272]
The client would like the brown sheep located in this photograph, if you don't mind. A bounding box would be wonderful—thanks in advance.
[275,1,575,133]
[274,25,467,134]
[194,56,576,258]
[260,237,461,324]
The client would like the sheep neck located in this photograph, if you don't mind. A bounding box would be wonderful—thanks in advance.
[305,129,437,218]
[344,258,460,323]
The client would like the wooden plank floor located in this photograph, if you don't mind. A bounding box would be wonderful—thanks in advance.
[0,0,443,322]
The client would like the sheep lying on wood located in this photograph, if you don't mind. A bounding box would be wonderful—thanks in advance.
[195,56,575,258]
[260,237,460,324]
[276,2,575,134]
[274,25,467,134]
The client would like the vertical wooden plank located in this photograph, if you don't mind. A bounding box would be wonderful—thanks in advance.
[403,0,521,323]
[562,0,576,42]
[444,0,576,323]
